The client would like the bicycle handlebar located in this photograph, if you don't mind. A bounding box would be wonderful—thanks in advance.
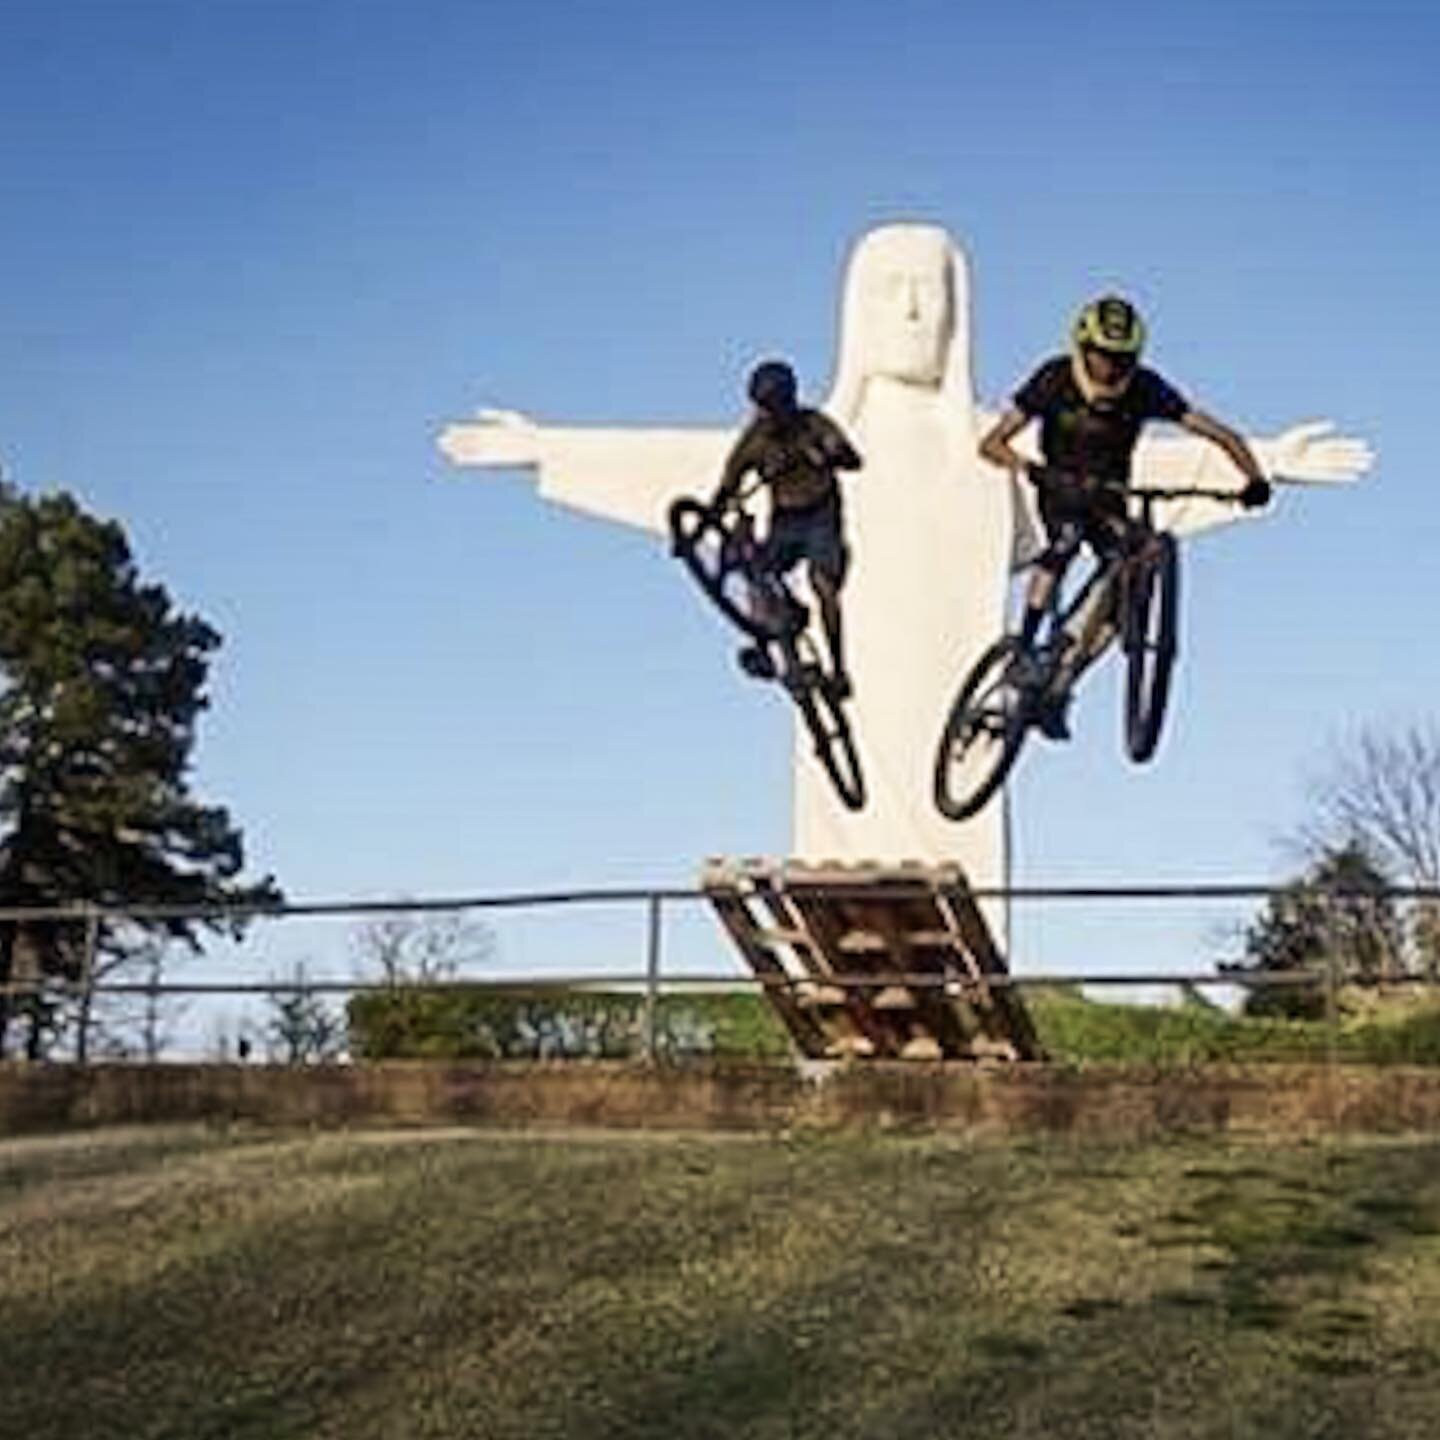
[1126,484,1249,503]
[699,477,765,517]
[1029,467,1254,507]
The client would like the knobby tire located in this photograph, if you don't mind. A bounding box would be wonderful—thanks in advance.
[933,636,1029,821]
[781,634,866,812]
[1123,532,1180,763]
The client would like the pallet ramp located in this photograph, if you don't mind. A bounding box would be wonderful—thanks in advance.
[702,859,1043,1062]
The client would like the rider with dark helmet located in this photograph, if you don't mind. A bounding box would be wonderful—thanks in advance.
[713,359,862,699]
[978,295,1271,738]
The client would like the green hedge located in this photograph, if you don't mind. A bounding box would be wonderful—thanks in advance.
[347,988,791,1062]
[1030,987,1440,1067]
[347,985,1440,1067]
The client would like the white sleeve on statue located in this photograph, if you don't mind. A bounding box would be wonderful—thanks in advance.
[1135,419,1374,537]
[439,410,733,536]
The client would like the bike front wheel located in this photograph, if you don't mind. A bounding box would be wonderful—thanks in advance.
[933,637,1030,821]
[783,647,866,812]
[1122,532,1180,763]
[668,497,774,642]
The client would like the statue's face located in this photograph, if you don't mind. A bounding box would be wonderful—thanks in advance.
[854,228,954,386]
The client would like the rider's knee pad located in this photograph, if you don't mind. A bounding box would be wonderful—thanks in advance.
[1036,516,1084,577]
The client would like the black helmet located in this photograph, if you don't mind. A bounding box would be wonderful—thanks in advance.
[747,359,798,415]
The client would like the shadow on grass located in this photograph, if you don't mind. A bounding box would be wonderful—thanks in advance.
[3,1136,1015,1440]
[4,1138,791,1439]
[877,1141,1440,1439]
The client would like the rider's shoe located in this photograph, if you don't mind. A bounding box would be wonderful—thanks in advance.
[826,669,854,702]
[781,596,810,634]
[1036,692,1073,742]
[737,644,777,681]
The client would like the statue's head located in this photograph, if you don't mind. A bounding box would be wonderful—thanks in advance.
[852,226,953,384]
[828,223,974,421]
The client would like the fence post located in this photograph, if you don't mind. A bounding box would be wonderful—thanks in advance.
[643,895,663,1064]
[1324,948,1340,1125]
[75,905,100,1067]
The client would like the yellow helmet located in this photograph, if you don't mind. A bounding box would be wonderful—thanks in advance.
[1070,295,1146,402]
[1073,295,1146,355]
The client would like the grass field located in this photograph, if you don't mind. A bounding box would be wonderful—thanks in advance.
[4,1124,1440,1438]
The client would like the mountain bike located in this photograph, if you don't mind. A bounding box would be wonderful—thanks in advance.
[669,492,866,811]
[933,484,1243,821]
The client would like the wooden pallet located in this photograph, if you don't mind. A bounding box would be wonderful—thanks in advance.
[702,859,1042,1062]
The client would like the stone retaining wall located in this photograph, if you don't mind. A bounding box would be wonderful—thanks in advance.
[5,1060,1440,1138]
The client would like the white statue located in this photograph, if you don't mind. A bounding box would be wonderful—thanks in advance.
[438,223,1371,917]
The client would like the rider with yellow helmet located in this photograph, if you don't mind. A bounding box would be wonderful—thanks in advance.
[979,295,1271,738]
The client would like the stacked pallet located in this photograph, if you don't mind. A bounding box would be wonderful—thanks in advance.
[702,859,1042,1062]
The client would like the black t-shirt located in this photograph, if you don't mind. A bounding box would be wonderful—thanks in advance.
[719,408,861,511]
[1014,356,1189,484]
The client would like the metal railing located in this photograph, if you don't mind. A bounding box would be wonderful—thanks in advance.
[0,881,1436,1064]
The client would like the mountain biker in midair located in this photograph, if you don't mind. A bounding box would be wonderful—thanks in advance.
[977,295,1272,739]
[712,359,863,700]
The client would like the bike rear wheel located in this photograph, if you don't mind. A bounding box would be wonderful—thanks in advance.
[1123,532,1180,763]
[933,637,1030,821]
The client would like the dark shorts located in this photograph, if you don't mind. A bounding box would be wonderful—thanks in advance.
[756,495,848,585]
[1036,477,1132,570]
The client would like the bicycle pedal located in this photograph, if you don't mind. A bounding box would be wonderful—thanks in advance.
[737,646,777,682]
[1035,695,1073,741]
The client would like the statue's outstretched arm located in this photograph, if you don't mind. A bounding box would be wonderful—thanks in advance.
[1135,419,1375,536]
[438,408,733,536]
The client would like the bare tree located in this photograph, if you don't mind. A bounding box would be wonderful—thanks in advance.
[264,961,344,1064]
[350,907,496,986]
[44,933,192,1064]
[1301,721,1440,978]
[135,943,189,1061]
[93,938,191,1061]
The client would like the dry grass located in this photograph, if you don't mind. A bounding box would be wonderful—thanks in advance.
[3,1125,1440,1438]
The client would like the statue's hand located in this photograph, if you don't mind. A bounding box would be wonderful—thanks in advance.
[1267,420,1375,485]
[437,408,543,467]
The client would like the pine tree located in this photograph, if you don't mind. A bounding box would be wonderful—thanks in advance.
[0,487,280,1057]
[1225,842,1404,1020]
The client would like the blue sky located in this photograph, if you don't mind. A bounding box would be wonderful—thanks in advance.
[0,0,1435,999]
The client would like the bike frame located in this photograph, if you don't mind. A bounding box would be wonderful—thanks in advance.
[933,481,1246,820]
[1021,483,1237,683]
